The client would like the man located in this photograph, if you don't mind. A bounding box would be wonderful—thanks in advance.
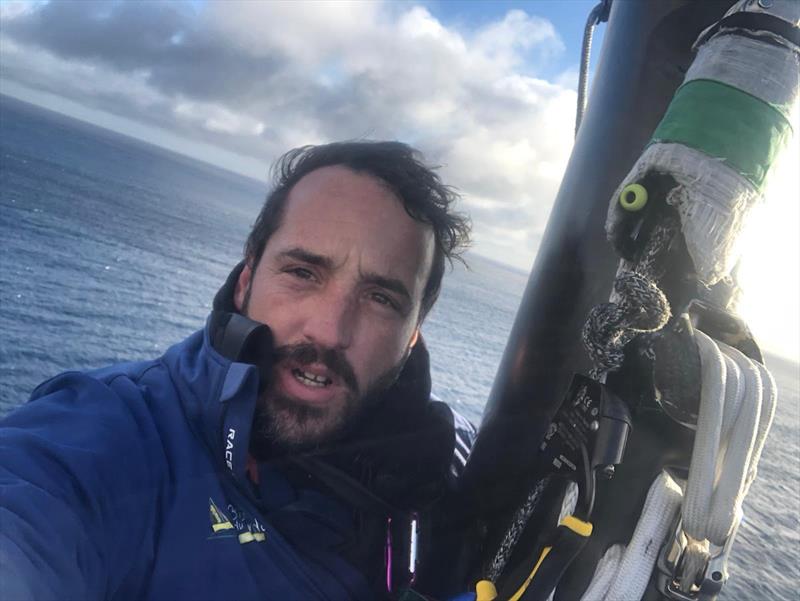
[0,141,474,600]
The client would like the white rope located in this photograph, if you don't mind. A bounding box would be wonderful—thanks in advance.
[682,331,727,539]
[744,359,777,494]
[718,350,745,441]
[706,344,761,545]
[679,334,776,589]
[578,332,776,600]
[604,472,683,600]
[558,481,579,524]
[581,471,683,601]
[580,544,624,601]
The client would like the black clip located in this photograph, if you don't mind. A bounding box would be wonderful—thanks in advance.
[539,375,632,518]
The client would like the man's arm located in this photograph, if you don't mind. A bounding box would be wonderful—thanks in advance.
[1,372,163,600]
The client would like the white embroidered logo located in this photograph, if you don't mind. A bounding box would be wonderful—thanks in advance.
[225,428,235,470]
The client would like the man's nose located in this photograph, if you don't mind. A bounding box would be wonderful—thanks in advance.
[301,290,356,350]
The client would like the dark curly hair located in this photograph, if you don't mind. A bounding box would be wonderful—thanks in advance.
[244,141,471,318]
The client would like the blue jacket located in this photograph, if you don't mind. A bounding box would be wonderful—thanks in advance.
[0,314,474,600]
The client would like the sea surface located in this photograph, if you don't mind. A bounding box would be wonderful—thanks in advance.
[1,94,798,599]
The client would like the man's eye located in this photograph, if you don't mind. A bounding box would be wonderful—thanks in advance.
[286,267,314,281]
[370,292,398,309]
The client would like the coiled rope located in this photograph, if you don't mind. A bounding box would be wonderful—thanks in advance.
[678,334,776,592]
[574,208,776,599]
[580,331,777,600]
[581,471,683,601]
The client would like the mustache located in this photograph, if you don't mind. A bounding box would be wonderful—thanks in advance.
[274,343,358,393]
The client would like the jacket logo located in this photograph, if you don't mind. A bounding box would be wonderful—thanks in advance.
[209,497,234,534]
[225,428,235,470]
[208,497,266,544]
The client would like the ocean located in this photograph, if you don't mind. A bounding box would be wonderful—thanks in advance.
[1,94,797,598]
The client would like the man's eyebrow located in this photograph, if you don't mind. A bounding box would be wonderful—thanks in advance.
[360,272,412,303]
[277,247,334,269]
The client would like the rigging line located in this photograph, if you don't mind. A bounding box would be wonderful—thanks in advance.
[576,2,610,137]
[487,475,553,583]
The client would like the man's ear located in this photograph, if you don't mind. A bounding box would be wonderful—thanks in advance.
[234,262,253,312]
[408,326,420,349]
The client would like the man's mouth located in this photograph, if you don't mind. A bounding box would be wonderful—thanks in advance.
[273,342,359,395]
[291,368,332,388]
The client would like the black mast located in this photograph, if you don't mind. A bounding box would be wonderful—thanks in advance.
[461,1,737,597]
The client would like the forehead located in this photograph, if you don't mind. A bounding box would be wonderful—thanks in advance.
[271,166,434,293]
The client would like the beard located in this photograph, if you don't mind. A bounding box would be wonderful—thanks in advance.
[250,341,408,456]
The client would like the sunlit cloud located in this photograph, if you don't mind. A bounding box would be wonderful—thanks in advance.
[0,0,575,273]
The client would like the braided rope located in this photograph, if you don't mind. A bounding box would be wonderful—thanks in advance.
[583,273,670,374]
[487,476,552,583]
[583,219,677,378]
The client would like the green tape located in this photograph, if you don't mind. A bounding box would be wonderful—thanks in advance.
[651,79,793,190]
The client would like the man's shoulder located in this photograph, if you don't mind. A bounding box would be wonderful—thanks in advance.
[428,395,478,442]
[428,397,478,478]
[27,328,207,407]
[0,352,209,600]
[27,358,165,408]
[8,360,170,448]
[8,350,188,457]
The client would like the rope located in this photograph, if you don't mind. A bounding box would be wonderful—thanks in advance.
[582,272,670,374]
[681,332,727,542]
[576,2,605,136]
[583,219,677,379]
[484,215,676,590]
[579,334,776,599]
[573,183,776,599]
[678,335,776,591]
[580,544,623,601]
[581,471,683,601]
[487,476,552,583]
[557,481,579,525]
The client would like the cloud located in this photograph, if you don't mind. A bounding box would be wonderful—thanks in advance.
[0,0,576,269]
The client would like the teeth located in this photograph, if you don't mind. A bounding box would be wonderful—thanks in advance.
[292,369,331,388]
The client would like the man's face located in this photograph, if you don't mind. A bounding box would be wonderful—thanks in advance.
[235,165,435,449]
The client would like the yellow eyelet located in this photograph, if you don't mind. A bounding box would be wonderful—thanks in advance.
[619,183,648,212]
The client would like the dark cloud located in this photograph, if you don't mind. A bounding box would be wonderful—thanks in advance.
[6,2,189,71]
[3,1,291,106]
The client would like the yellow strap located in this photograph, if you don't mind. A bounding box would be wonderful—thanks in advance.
[493,517,592,601]
[508,546,552,601]
[475,579,498,601]
[560,515,593,537]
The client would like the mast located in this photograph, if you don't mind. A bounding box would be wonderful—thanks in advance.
[461,0,738,596]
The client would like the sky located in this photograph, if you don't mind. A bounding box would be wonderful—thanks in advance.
[0,0,797,360]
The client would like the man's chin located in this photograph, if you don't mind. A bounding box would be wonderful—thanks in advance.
[258,393,352,452]
[250,357,407,456]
